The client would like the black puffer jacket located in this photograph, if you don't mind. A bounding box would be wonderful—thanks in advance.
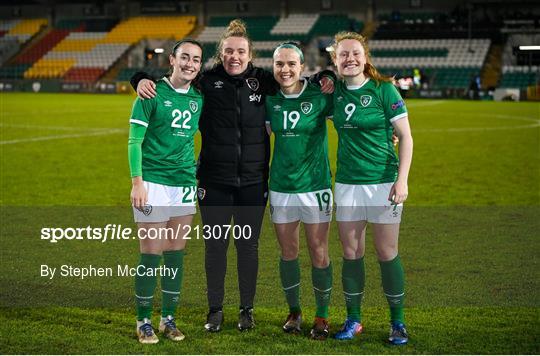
[131,64,334,187]
[196,63,275,187]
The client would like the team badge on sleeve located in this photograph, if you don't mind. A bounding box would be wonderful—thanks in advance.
[360,95,372,107]
[301,102,313,114]
[391,100,405,110]
[246,78,259,91]
[189,100,198,113]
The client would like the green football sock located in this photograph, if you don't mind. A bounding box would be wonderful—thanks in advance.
[342,257,365,322]
[379,255,405,324]
[161,249,184,318]
[312,262,333,319]
[279,258,301,313]
[135,253,161,320]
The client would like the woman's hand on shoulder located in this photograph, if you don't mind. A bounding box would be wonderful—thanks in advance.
[137,79,156,99]
[320,76,335,94]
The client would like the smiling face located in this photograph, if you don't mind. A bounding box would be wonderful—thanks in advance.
[220,36,251,76]
[334,38,367,79]
[273,47,304,91]
[169,42,202,83]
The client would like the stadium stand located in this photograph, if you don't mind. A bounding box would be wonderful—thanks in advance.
[0,19,48,46]
[20,16,195,82]
[0,19,48,65]
[370,39,490,89]
[500,65,539,88]
[498,33,540,88]
[271,13,319,36]
[0,1,536,98]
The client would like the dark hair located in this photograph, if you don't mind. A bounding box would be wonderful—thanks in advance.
[168,38,204,90]
[274,41,304,64]
[172,38,204,59]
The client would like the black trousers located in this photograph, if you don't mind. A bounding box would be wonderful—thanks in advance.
[197,181,268,310]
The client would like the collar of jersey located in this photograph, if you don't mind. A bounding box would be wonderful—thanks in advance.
[280,79,307,99]
[346,78,370,90]
[163,76,190,94]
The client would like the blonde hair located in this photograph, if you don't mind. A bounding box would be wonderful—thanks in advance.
[330,31,392,84]
[213,19,254,66]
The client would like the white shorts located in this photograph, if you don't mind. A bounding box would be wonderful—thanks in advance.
[334,182,403,224]
[133,181,197,223]
[269,188,333,224]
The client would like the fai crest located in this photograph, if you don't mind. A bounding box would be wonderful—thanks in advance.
[189,100,198,113]
[300,102,313,115]
[246,78,259,91]
[197,188,206,200]
[360,95,372,107]
[139,204,152,216]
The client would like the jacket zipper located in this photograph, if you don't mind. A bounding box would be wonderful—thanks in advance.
[236,84,242,187]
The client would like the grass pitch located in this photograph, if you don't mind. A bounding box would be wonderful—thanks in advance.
[0,93,539,354]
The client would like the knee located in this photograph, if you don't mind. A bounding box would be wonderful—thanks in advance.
[342,246,365,260]
[281,247,299,260]
[375,245,398,261]
[311,249,329,268]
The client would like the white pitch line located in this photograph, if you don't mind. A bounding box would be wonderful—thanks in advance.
[0,129,125,145]
[406,100,445,108]
[0,123,122,132]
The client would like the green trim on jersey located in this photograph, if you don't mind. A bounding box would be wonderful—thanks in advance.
[333,79,407,185]
[129,77,203,187]
[266,80,333,193]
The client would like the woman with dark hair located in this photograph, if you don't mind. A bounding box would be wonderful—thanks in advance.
[131,20,334,332]
[128,39,203,344]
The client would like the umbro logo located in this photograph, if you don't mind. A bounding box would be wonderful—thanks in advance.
[273,105,281,111]
[164,100,172,107]
[214,81,224,89]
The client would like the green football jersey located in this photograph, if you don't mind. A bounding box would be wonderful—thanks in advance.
[333,79,407,185]
[266,80,333,193]
[130,77,203,187]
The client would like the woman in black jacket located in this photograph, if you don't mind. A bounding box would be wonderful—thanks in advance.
[131,19,334,333]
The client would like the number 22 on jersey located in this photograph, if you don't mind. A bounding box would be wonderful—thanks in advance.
[171,109,192,129]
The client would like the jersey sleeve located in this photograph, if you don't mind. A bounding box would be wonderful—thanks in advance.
[127,123,147,178]
[381,82,407,124]
[129,97,155,128]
